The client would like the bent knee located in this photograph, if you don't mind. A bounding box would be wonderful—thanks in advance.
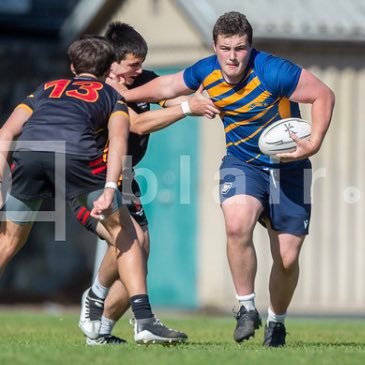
[226,221,254,241]
[274,256,299,272]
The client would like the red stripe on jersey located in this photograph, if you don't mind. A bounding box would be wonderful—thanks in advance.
[91,165,107,175]
[88,156,104,167]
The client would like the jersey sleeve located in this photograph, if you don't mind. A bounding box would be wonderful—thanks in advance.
[16,84,43,112]
[256,53,302,97]
[112,98,129,118]
[183,56,215,91]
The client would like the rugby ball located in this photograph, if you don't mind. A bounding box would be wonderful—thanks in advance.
[258,118,311,156]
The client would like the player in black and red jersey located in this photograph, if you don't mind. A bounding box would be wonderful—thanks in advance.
[76,23,219,345]
[0,35,189,345]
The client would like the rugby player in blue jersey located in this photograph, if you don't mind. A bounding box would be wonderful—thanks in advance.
[122,12,335,346]
[0,36,191,345]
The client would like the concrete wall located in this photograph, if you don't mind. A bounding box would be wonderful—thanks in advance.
[104,0,210,67]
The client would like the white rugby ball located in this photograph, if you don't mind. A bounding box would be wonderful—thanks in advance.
[258,118,311,156]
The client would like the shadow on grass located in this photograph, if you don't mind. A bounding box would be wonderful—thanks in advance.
[185,342,232,346]
[291,341,365,348]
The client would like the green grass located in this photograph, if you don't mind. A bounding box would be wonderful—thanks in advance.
[0,310,364,365]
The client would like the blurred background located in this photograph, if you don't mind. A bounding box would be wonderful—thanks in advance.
[0,0,365,315]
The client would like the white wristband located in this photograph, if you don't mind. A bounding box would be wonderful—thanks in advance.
[181,100,192,115]
[104,181,118,190]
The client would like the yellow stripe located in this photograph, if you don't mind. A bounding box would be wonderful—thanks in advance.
[203,70,257,108]
[111,110,129,119]
[203,68,253,88]
[245,154,262,163]
[15,103,33,113]
[224,97,280,133]
[229,89,273,115]
[278,97,291,118]
[214,77,261,108]
[224,109,269,133]
[203,70,223,88]
[206,83,232,101]
[102,142,109,163]
[226,113,278,147]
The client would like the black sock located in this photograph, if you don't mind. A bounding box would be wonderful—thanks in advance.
[129,294,153,320]
[88,288,104,301]
[87,288,104,321]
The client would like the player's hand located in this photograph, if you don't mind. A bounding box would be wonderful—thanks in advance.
[188,85,220,119]
[106,73,127,96]
[90,188,115,220]
[275,132,319,162]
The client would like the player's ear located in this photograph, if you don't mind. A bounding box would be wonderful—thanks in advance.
[110,61,119,74]
[70,64,76,75]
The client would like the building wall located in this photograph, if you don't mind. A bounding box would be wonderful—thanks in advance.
[105,1,365,314]
[104,0,210,67]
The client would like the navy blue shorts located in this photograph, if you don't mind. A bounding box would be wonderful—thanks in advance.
[219,154,312,235]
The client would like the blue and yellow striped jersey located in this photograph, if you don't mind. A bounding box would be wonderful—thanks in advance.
[183,49,302,167]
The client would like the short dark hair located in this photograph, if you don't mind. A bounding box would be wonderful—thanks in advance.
[105,21,148,61]
[67,36,116,77]
[213,11,253,45]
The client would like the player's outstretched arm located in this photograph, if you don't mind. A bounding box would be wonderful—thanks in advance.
[123,71,192,103]
[130,85,220,135]
[91,112,129,220]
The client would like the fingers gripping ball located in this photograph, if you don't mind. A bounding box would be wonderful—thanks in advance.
[258,118,311,156]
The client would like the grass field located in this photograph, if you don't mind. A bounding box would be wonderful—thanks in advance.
[0,309,364,365]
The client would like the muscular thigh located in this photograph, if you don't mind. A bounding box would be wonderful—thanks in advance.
[222,194,263,235]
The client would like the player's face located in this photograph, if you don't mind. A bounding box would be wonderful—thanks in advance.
[214,34,251,84]
[111,54,144,86]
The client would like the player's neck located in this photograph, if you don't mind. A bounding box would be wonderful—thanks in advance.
[76,73,98,79]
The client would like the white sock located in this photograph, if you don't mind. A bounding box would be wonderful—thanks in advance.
[236,293,256,311]
[99,316,116,335]
[267,307,286,324]
[91,274,110,299]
